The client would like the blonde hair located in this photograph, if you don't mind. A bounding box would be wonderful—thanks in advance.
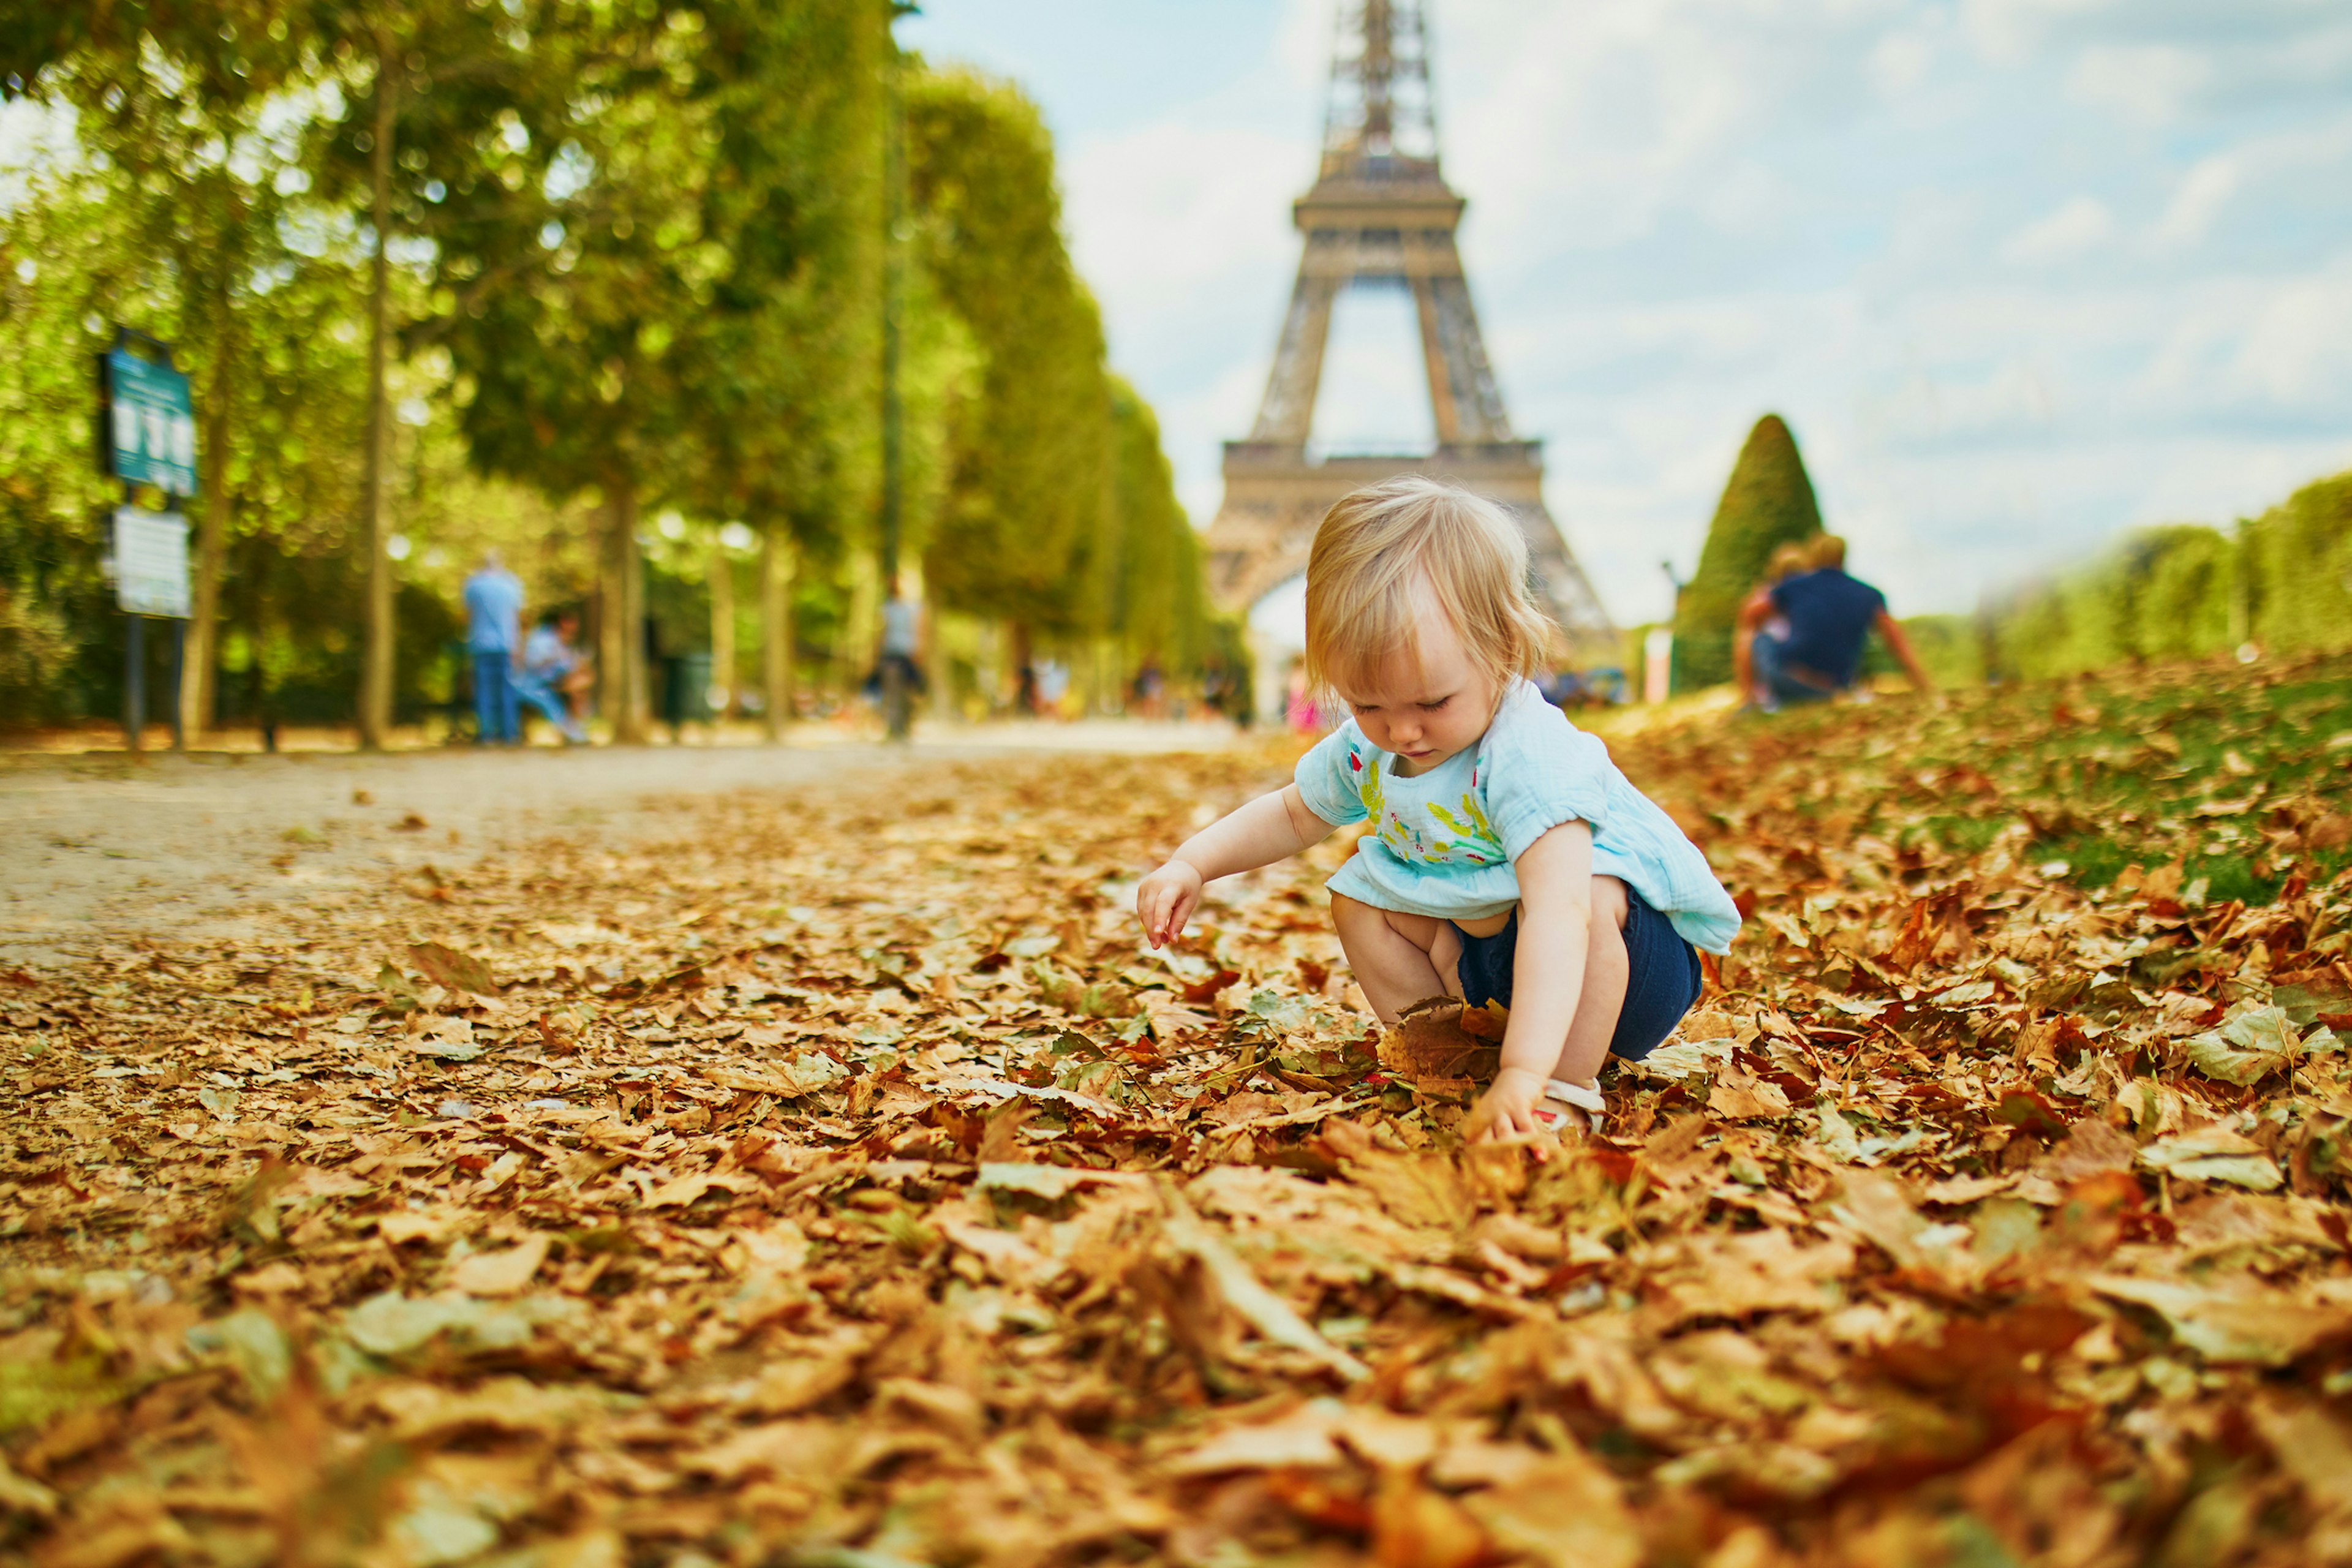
[1809,533,1847,570]
[1303,476,1556,699]
[1763,541,1813,584]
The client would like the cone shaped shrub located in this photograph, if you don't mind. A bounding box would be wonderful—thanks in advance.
[1673,414,1822,691]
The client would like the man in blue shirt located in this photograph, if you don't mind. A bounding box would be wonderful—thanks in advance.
[462,551,526,745]
[1733,536,1932,710]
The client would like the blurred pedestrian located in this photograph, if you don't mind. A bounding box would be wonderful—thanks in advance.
[1750,541,1814,658]
[1535,665,1585,709]
[874,578,925,739]
[1132,656,1167,720]
[1035,658,1071,719]
[1283,657,1322,735]
[1733,535,1932,710]
[463,550,524,745]
[518,611,589,743]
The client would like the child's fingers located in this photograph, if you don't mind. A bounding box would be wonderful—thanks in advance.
[1138,881,1172,946]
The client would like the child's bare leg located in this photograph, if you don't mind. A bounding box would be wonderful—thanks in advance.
[1331,894,1463,1023]
[1550,875,1631,1088]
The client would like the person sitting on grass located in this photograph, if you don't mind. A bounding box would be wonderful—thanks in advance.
[1733,534,1933,711]
[1135,477,1741,1139]
[517,611,589,744]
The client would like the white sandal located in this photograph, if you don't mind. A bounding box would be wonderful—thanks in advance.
[1529,1077,1604,1134]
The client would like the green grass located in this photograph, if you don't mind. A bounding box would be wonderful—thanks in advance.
[1910,657,2352,903]
[1677,652,2352,910]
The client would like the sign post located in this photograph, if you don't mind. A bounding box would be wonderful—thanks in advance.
[96,330,198,752]
[99,339,199,496]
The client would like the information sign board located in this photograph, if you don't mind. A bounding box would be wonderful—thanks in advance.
[113,508,191,619]
[102,347,200,495]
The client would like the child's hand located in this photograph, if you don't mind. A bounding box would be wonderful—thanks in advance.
[1136,859,1205,949]
[1464,1066,1552,1144]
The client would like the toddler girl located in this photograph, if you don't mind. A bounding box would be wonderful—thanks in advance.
[1136,478,1740,1139]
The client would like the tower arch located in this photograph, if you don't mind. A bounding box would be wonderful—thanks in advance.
[1204,0,1616,687]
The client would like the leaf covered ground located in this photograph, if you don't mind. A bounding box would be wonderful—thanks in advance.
[5,653,2352,1568]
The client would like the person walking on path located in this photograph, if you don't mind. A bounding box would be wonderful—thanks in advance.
[464,551,526,745]
[875,579,924,741]
[1732,535,1932,711]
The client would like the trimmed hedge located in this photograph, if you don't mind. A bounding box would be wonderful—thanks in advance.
[1986,469,2352,680]
[1672,414,1822,692]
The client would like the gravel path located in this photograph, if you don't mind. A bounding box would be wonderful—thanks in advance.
[0,721,1243,967]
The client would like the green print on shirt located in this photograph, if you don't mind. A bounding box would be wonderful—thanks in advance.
[1354,750,1504,867]
[1355,750,1384,825]
[1425,794,1504,865]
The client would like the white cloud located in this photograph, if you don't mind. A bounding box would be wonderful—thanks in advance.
[2066,43,2210,126]
[2150,155,2239,249]
[1062,122,1300,333]
[1867,31,1936,99]
[1958,0,2124,68]
[2225,262,2352,407]
[1998,195,2116,266]
[933,0,2352,625]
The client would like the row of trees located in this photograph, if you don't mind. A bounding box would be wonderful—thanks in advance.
[0,1,1215,737]
[1659,408,2351,695]
[1983,468,2352,679]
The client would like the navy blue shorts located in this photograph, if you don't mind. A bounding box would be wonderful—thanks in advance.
[1450,884,1702,1061]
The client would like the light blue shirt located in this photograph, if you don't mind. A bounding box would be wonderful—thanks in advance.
[464,567,524,654]
[1294,678,1742,954]
[523,624,575,678]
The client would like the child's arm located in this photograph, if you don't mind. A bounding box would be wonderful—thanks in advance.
[1137,785,1335,949]
[1464,820,1594,1140]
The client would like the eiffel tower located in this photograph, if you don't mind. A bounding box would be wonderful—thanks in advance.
[1205,0,1615,671]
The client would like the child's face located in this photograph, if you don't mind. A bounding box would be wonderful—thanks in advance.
[1335,602,1499,774]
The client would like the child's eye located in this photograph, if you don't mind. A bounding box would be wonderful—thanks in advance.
[1418,696,1450,712]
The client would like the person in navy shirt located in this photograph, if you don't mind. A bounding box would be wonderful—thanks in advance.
[1733,535,1932,710]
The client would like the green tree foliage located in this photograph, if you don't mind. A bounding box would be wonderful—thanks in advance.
[1100,377,1208,668]
[905,67,1115,635]
[1673,413,1822,690]
[402,4,741,737]
[0,7,1212,736]
[1986,470,2352,681]
[681,1,886,554]
[2242,469,2352,657]
[2,3,319,731]
[0,182,111,728]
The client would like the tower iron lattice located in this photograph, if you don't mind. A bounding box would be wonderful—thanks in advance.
[1204,0,1615,663]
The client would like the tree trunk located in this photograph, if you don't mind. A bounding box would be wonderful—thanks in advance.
[707,535,734,720]
[760,527,796,742]
[837,548,880,703]
[181,344,231,742]
[601,484,648,744]
[356,26,398,749]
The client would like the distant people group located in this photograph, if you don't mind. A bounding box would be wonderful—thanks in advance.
[463,551,590,745]
[450,551,1265,743]
[1732,534,1931,711]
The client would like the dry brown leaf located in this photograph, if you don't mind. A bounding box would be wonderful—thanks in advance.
[448,1234,551,1298]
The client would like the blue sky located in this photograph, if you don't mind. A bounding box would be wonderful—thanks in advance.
[902,0,2352,627]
